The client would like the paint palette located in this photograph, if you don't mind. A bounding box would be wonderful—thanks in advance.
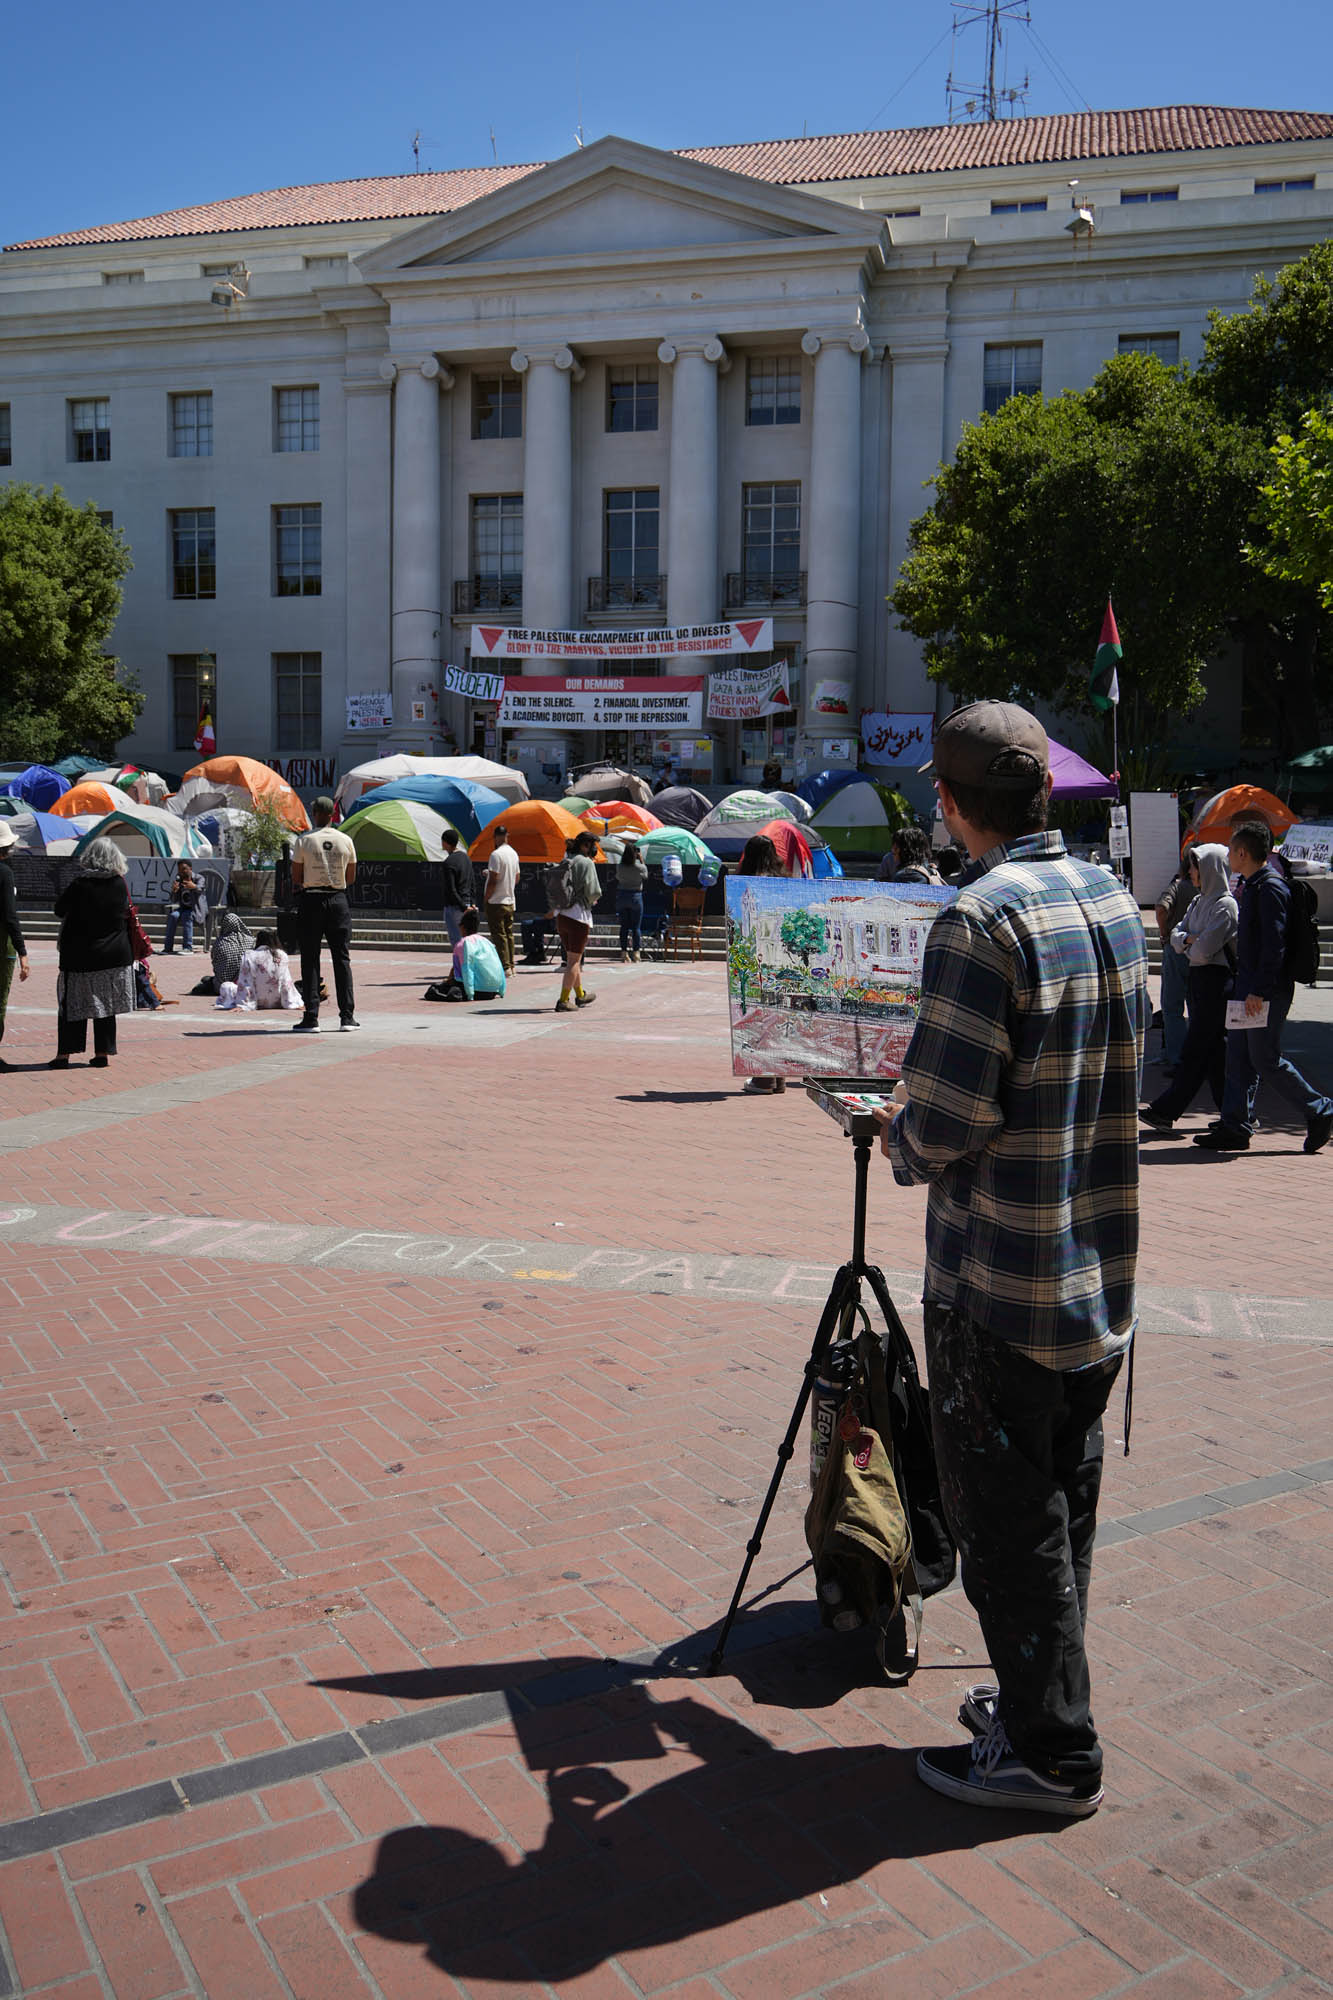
[804,1076,895,1139]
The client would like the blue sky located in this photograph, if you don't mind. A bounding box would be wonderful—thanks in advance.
[4,0,1330,247]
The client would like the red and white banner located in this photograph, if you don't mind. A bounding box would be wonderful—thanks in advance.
[471,619,773,661]
[497,677,704,730]
[706,661,793,721]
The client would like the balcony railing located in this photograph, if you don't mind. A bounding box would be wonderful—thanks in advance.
[453,576,522,614]
[587,574,667,615]
[724,570,806,609]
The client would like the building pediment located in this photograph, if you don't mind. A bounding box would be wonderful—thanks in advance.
[354,134,884,278]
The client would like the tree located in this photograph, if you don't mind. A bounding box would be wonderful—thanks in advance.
[0,484,141,764]
[1250,409,1333,614]
[890,355,1266,763]
[779,908,826,967]
[1196,239,1333,436]
[727,928,760,1011]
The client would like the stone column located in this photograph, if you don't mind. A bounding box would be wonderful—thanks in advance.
[387,356,451,739]
[802,328,869,735]
[343,373,393,752]
[884,340,950,711]
[660,336,725,678]
[512,346,578,674]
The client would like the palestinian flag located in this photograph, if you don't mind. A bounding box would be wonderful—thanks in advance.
[1090,599,1121,713]
[193,705,216,756]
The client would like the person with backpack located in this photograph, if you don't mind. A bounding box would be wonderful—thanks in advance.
[482,825,519,977]
[550,832,600,1013]
[1194,819,1331,1154]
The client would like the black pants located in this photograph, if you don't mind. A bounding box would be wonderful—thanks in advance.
[58,1010,117,1056]
[297,891,354,1023]
[924,1304,1122,1786]
[1151,963,1230,1121]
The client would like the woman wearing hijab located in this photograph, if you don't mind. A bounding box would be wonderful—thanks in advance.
[1140,842,1238,1131]
[0,822,31,1071]
[210,910,256,994]
[50,837,135,1068]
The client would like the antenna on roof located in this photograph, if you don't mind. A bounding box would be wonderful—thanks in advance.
[412,129,421,173]
[489,127,497,163]
[946,2,1030,123]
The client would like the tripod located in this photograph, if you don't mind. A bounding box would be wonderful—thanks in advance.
[707,1097,918,1676]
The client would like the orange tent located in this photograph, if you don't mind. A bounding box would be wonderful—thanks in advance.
[1184,784,1295,858]
[579,801,663,838]
[50,782,127,818]
[177,755,310,832]
[469,800,603,865]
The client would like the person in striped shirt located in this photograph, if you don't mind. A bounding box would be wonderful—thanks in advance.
[879,700,1150,1817]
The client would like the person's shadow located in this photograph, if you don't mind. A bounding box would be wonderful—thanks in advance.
[318,1623,1049,1987]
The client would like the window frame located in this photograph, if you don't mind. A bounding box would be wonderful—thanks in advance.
[171,655,216,754]
[1254,177,1315,194]
[273,503,322,597]
[990,198,1048,214]
[471,374,522,441]
[170,507,216,600]
[1117,332,1181,365]
[274,651,323,753]
[602,487,661,590]
[982,342,1043,416]
[102,270,145,286]
[1119,188,1179,204]
[606,363,659,434]
[741,481,802,592]
[0,403,9,468]
[169,391,213,459]
[69,397,111,463]
[745,354,802,428]
[470,493,524,605]
[274,385,320,453]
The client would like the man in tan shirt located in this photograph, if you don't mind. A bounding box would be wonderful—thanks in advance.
[290,797,358,1032]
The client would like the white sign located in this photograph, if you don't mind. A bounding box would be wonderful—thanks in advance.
[1226,999,1269,1030]
[471,620,773,661]
[860,711,935,766]
[1130,791,1183,906]
[444,663,505,703]
[822,739,856,761]
[811,679,854,719]
[346,691,393,731]
[128,857,231,909]
[1109,824,1132,860]
[706,661,793,721]
[1282,823,1333,867]
[497,676,705,730]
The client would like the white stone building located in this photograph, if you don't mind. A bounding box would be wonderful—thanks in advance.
[1,106,1330,795]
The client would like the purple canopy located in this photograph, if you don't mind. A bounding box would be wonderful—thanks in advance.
[1048,739,1117,800]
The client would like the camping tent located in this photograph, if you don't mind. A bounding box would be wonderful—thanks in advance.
[343,800,460,861]
[806,779,910,859]
[73,805,212,860]
[1185,784,1296,856]
[342,775,507,844]
[468,800,599,865]
[5,810,101,852]
[174,757,310,831]
[4,766,69,811]
[335,755,529,815]
[648,785,713,829]
[568,767,653,806]
[51,781,142,819]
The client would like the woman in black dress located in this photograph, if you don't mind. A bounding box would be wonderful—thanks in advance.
[50,838,134,1069]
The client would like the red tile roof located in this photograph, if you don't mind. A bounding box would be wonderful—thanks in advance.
[8,107,1332,251]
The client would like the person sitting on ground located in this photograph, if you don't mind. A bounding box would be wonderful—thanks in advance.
[616,839,648,961]
[216,929,302,1012]
[554,831,601,1014]
[877,825,943,885]
[207,910,256,996]
[428,907,507,1002]
[736,834,785,1096]
[1140,844,1235,1132]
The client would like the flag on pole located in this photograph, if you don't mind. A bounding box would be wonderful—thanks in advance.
[1089,598,1122,713]
[193,705,216,757]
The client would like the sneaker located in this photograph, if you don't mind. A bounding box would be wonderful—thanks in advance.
[575,991,597,1007]
[917,1717,1103,1817]
[291,1019,322,1035]
[554,999,575,1013]
[620,951,630,962]
[339,1018,361,1031]
[1138,1106,1173,1132]
[742,1077,775,1094]
[1304,1110,1333,1155]
[959,1682,1000,1735]
[1192,1125,1250,1151]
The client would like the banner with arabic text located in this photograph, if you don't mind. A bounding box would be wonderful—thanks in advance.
[471,619,772,661]
[706,661,793,720]
[860,711,935,766]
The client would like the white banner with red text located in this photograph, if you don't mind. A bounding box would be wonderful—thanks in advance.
[706,661,793,721]
[471,619,773,661]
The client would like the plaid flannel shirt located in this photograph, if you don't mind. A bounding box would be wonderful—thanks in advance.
[886,830,1150,1368]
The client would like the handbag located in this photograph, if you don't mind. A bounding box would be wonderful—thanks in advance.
[126,901,153,961]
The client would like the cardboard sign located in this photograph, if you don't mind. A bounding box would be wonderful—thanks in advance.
[1282,823,1333,867]
[471,620,772,660]
[346,692,393,731]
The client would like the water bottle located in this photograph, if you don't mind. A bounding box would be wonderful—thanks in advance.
[809,1337,857,1490]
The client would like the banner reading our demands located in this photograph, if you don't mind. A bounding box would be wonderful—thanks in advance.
[471,619,773,661]
[497,677,705,730]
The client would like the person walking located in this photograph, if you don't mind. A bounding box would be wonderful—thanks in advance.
[1139,844,1235,1131]
[49,837,137,1068]
[162,860,202,953]
[440,828,474,951]
[483,825,519,977]
[290,796,358,1033]
[1194,819,1332,1153]
[879,700,1150,1816]
[616,839,647,960]
[554,831,600,1013]
[0,822,31,1070]
[1153,852,1197,1073]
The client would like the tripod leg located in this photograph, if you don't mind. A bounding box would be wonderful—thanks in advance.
[705,1262,861,1676]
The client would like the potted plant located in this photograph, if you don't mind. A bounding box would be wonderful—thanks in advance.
[231,797,289,909]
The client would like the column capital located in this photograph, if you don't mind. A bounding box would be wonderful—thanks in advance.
[384,356,455,388]
[511,345,583,379]
[802,327,871,358]
[658,336,727,366]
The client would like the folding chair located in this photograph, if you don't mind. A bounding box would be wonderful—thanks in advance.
[664,885,706,960]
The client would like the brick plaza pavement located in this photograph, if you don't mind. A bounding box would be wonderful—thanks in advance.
[0,940,1328,1999]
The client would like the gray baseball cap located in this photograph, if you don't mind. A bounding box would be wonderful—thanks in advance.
[921,700,1049,789]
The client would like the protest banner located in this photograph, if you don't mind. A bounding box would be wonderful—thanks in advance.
[496,677,704,729]
[860,711,934,765]
[345,691,393,731]
[706,661,792,721]
[471,620,772,661]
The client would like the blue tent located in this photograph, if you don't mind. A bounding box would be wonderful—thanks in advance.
[5,765,70,811]
[343,775,508,844]
[793,769,865,815]
[809,844,844,878]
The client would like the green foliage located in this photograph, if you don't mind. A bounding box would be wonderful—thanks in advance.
[779,907,827,966]
[727,927,760,1009]
[891,356,1264,751]
[1249,408,1333,612]
[234,796,290,867]
[0,483,141,763]
[1197,239,1333,436]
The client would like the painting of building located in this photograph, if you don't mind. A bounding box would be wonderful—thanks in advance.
[725,876,953,1079]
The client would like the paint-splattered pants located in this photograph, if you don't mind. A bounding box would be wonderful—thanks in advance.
[923,1303,1123,1787]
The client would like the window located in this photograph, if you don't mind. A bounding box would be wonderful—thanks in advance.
[96,511,113,530]
[275,652,322,752]
[102,270,144,285]
[170,391,213,458]
[990,198,1047,213]
[0,404,9,467]
[201,263,235,278]
[70,397,110,462]
[742,482,801,599]
[275,386,319,452]
[746,355,801,427]
[606,364,658,433]
[885,207,921,217]
[171,509,216,599]
[171,655,216,753]
[274,504,321,595]
[471,494,523,608]
[983,343,1042,415]
[603,488,660,599]
[1120,188,1179,204]
[1255,177,1315,194]
[472,375,521,440]
[1118,333,1180,365]
[304,254,347,271]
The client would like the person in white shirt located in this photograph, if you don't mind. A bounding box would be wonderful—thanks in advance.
[483,825,519,975]
[290,797,358,1033]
